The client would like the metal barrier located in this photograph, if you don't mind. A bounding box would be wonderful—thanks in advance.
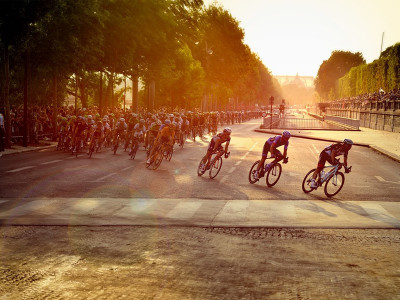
[324,115,360,130]
[261,115,359,130]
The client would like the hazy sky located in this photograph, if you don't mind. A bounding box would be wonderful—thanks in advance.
[204,0,400,77]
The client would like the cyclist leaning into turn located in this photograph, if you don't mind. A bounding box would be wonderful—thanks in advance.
[146,119,174,166]
[253,130,291,180]
[201,127,232,172]
[310,139,353,188]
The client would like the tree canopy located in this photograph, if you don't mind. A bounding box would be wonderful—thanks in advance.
[1,0,280,112]
[315,50,365,100]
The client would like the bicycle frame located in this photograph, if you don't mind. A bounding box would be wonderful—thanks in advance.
[318,164,341,186]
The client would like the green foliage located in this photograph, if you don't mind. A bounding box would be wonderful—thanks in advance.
[315,50,365,100]
[1,0,280,111]
[338,43,400,98]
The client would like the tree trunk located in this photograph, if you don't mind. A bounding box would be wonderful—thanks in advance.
[4,46,11,148]
[52,73,58,141]
[23,49,30,147]
[149,80,155,112]
[131,75,139,113]
[99,71,103,115]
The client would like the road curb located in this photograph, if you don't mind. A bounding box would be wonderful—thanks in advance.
[0,143,56,157]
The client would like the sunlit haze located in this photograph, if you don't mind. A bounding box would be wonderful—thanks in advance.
[204,0,400,77]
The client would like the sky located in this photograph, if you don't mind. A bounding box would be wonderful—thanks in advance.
[204,0,400,77]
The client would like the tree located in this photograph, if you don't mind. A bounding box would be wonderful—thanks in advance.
[315,50,365,100]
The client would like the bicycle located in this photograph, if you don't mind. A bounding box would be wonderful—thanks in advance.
[88,136,101,158]
[146,142,168,170]
[197,148,230,179]
[129,136,141,160]
[248,155,288,187]
[302,160,352,197]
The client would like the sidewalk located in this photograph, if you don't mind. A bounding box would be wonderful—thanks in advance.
[0,141,57,157]
[255,126,400,163]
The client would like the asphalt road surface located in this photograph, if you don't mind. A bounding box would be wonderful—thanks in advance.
[1,119,399,299]
[1,119,399,202]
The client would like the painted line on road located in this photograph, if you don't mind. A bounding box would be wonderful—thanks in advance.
[6,166,35,173]
[121,166,134,172]
[220,175,229,184]
[0,200,8,204]
[375,176,400,185]
[311,144,319,154]
[351,185,371,188]
[235,161,242,166]
[249,142,258,151]
[94,173,117,182]
[228,167,236,174]
[40,160,63,165]
[241,152,250,160]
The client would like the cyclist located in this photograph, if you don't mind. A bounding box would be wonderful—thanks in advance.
[129,119,146,155]
[88,121,104,153]
[310,139,353,188]
[146,119,174,166]
[254,130,291,180]
[202,127,232,171]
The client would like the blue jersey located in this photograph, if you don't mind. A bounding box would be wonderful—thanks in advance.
[267,135,289,150]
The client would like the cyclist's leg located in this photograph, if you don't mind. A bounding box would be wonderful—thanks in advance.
[256,142,269,173]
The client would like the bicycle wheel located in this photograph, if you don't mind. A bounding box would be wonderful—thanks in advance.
[324,172,345,197]
[209,156,223,179]
[248,160,260,184]
[130,143,138,160]
[152,151,164,170]
[166,145,173,161]
[197,156,207,176]
[266,163,282,187]
[302,168,316,193]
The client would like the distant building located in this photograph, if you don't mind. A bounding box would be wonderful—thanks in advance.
[274,74,315,88]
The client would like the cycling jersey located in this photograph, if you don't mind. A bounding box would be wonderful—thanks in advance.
[208,133,230,152]
[317,143,349,168]
[266,135,289,150]
[157,125,174,144]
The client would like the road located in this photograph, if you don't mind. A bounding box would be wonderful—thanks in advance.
[1,119,399,201]
[1,119,400,299]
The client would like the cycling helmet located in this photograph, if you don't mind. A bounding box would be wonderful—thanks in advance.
[223,127,232,134]
[140,119,145,123]
[120,118,125,122]
[102,118,107,122]
[165,119,171,125]
[282,130,291,139]
[343,139,354,145]
[88,115,92,119]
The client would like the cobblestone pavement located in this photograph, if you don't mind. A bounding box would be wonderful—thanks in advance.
[1,226,399,299]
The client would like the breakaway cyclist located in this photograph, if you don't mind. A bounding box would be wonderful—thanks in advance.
[201,127,231,172]
[310,139,353,188]
[253,130,291,180]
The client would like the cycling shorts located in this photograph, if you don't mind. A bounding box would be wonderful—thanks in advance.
[317,151,334,168]
[262,141,282,158]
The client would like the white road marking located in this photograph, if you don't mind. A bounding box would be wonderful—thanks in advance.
[166,201,202,219]
[249,142,258,151]
[94,173,117,182]
[228,167,236,174]
[351,185,371,188]
[235,161,242,166]
[0,200,8,204]
[241,152,250,160]
[0,200,51,217]
[220,175,229,183]
[375,176,386,182]
[311,144,319,154]
[40,160,63,165]
[121,166,134,172]
[6,166,35,173]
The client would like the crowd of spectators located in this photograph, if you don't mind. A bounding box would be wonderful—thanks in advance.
[331,88,400,109]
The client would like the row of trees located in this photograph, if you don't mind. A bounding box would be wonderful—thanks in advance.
[337,43,400,98]
[1,0,281,146]
[315,43,400,101]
